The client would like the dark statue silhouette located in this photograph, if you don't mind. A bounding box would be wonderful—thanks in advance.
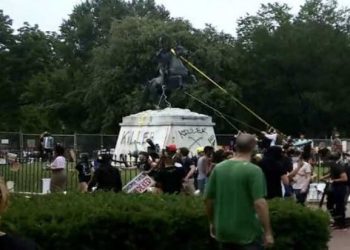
[147,37,196,106]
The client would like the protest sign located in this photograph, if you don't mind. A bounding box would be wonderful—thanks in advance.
[123,172,154,193]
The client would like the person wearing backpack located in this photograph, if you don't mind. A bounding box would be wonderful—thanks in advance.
[75,153,92,193]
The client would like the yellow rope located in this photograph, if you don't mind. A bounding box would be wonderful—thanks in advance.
[185,92,240,132]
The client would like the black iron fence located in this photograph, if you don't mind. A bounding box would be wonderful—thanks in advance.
[1,132,347,157]
[0,132,118,160]
[0,159,139,194]
[1,131,349,194]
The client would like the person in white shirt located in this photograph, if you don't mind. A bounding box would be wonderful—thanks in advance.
[262,132,277,147]
[289,153,312,205]
[48,144,67,193]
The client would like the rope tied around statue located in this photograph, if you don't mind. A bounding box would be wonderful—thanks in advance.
[147,38,197,108]
[146,38,282,136]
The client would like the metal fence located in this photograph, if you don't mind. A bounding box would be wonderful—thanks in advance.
[2,132,348,156]
[2,131,350,194]
[0,132,118,160]
[0,159,139,194]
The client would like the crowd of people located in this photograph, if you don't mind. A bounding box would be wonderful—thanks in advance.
[202,131,350,249]
[44,130,350,224]
[2,129,349,249]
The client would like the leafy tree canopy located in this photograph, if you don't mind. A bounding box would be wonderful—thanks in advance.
[0,0,349,137]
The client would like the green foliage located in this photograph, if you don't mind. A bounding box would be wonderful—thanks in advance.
[236,0,350,136]
[1,194,330,250]
[1,0,350,136]
[269,199,330,250]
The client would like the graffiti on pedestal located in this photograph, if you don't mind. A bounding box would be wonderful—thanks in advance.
[120,130,155,145]
[178,128,207,139]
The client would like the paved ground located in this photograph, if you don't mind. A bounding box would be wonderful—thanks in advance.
[328,204,350,250]
[329,229,350,250]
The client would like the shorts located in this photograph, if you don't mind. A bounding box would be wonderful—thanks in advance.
[78,176,91,183]
[197,178,207,194]
[182,178,195,195]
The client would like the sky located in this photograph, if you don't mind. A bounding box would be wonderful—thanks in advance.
[1,0,349,34]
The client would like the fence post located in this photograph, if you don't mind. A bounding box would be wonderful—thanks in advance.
[74,132,77,154]
[19,130,23,159]
[100,133,104,148]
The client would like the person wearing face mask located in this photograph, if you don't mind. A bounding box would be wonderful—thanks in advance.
[0,177,38,249]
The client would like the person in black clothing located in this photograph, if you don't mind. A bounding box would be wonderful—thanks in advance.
[75,153,92,193]
[280,148,294,197]
[179,147,196,195]
[154,149,184,194]
[318,142,331,162]
[212,149,225,166]
[138,152,152,171]
[89,154,122,193]
[0,177,38,250]
[323,152,348,228]
[258,146,289,199]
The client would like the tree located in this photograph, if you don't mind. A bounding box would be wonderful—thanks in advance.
[2,0,350,137]
[0,10,15,130]
[236,0,350,136]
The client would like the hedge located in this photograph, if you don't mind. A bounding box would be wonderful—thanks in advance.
[1,193,330,250]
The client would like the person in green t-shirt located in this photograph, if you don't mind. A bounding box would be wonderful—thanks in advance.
[204,133,274,250]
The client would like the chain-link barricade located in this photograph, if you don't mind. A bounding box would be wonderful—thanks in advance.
[53,134,74,150]
[102,135,118,151]
[76,134,102,159]
[0,132,21,164]
[216,134,235,149]
[22,134,41,161]
[312,139,332,148]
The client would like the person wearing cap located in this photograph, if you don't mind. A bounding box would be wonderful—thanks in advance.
[192,147,204,168]
[0,177,38,249]
[154,148,184,194]
[204,134,273,249]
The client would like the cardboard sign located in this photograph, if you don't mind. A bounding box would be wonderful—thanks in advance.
[7,153,17,163]
[307,183,326,201]
[123,172,154,193]
[1,139,9,145]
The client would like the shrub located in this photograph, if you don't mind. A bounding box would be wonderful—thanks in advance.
[1,194,329,250]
